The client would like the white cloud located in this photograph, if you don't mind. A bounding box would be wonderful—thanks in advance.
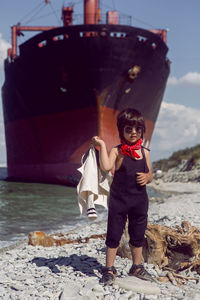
[0,33,10,68]
[151,101,200,160]
[167,72,200,87]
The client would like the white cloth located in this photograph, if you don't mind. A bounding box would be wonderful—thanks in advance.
[77,146,113,215]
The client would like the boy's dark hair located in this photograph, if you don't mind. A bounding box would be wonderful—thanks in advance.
[117,108,146,140]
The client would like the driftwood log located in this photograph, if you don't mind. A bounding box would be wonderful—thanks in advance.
[28,221,200,283]
[117,221,200,284]
[118,221,200,273]
[28,231,106,247]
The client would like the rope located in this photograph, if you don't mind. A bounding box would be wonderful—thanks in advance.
[130,15,159,29]
[24,9,60,23]
[49,2,61,24]
[18,1,45,24]
[22,2,47,25]
[112,0,116,10]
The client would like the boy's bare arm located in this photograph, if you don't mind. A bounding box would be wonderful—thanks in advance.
[92,136,118,172]
[136,149,153,186]
[145,149,153,183]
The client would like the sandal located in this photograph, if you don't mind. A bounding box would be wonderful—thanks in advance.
[128,264,156,282]
[99,266,117,285]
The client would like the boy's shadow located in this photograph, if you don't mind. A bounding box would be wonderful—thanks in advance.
[30,253,103,277]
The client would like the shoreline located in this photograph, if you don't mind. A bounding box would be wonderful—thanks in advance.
[0,239,27,254]
[0,179,176,253]
[149,179,200,194]
[0,182,165,252]
[1,180,199,252]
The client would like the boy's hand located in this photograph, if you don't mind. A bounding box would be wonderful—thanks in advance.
[136,172,149,186]
[92,136,105,147]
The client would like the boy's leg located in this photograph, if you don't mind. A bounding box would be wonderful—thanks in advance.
[100,197,127,284]
[128,243,155,281]
[105,206,127,266]
[127,211,156,281]
[106,246,118,270]
[128,236,157,282]
[129,244,143,265]
[99,247,118,285]
[100,207,126,284]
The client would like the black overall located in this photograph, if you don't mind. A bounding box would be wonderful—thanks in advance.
[106,147,149,248]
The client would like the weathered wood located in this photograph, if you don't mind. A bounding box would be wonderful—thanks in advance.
[117,220,200,280]
[28,231,106,247]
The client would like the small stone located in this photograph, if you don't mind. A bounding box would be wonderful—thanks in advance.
[144,295,158,300]
[122,269,128,276]
[186,293,200,300]
[159,270,168,277]
[115,276,160,295]
[59,282,80,298]
[130,295,140,300]
[125,290,133,297]
[10,284,25,291]
[41,290,54,298]
[104,295,115,300]
[79,287,95,297]
[92,284,104,293]
[113,284,119,289]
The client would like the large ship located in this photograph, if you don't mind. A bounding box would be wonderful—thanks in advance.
[2,0,170,186]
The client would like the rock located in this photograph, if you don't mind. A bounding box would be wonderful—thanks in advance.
[115,276,160,295]
[59,282,80,296]
[59,282,92,300]
[155,170,163,178]
[153,168,200,184]
[145,295,158,300]
[10,284,25,291]
[91,284,104,299]
[92,284,104,293]
[125,290,133,298]
[186,293,200,300]
[79,287,98,299]
[117,296,129,300]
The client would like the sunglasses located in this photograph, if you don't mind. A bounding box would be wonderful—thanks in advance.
[124,126,143,134]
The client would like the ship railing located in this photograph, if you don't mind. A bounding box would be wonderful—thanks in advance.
[72,13,132,26]
[7,22,168,60]
[17,25,168,58]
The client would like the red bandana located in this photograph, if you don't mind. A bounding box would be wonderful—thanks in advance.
[121,138,143,159]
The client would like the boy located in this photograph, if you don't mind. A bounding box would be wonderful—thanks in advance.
[92,108,153,285]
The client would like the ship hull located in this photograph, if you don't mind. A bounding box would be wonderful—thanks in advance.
[2,24,170,185]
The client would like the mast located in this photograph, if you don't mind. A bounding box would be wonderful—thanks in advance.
[84,0,100,24]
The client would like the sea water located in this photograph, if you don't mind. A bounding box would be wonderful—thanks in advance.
[0,167,163,249]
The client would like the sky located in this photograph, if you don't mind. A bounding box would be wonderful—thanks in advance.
[0,0,200,164]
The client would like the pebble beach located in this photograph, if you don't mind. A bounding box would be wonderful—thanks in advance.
[1,180,200,300]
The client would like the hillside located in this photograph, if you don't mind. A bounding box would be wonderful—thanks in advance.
[152,144,200,172]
